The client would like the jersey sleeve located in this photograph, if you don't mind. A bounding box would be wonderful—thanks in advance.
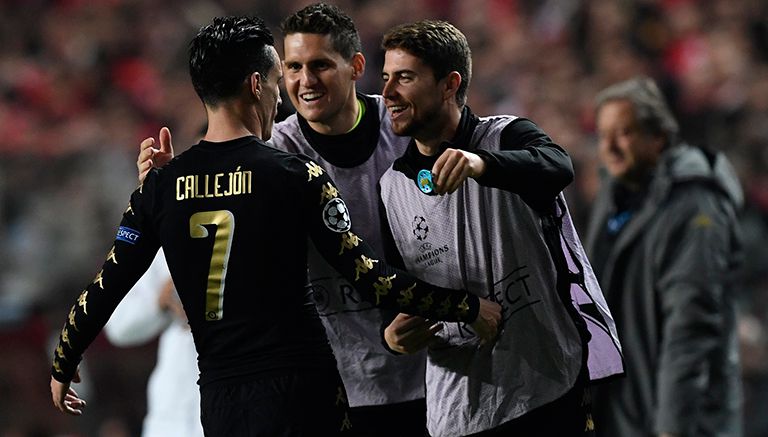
[51,174,162,383]
[299,158,480,323]
[474,118,574,212]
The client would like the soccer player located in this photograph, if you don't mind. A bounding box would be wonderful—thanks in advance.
[377,20,624,436]
[137,4,423,435]
[49,15,501,436]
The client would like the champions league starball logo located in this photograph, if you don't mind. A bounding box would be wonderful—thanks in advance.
[412,216,429,241]
[323,198,351,233]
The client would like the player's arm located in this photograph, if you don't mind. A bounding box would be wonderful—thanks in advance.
[301,159,501,340]
[50,175,161,414]
[443,118,573,212]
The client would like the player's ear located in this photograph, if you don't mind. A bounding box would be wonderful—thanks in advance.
[442,71,461,103]
[350,52,365,80]
[249,72,262,100]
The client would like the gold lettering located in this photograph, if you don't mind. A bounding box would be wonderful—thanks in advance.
[53,360,63,374]
[232,166,242,195]
[215,173,224,196]
[185,176,194,199]
[194,175,204,198]
[173,168,253,201]
[243,170,252,194]
[204,175,213,198]
[56,344,65,359]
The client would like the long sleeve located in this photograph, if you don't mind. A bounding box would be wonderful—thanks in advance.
[52,178,161,383]
[654,185,738,434]
[301,159,480,323]
[474,118,574,212]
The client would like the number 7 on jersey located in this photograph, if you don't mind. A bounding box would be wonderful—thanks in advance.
[189,210,235,321]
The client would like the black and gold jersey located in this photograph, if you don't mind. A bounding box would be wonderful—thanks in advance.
[51,135,480,387]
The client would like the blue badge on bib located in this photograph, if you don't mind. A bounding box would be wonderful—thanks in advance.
[417,169,434,194]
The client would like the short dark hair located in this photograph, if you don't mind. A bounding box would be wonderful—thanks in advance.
[595,76,680,146]
[381,20,472,107]
[280,3,362,61]
[189,15,276,106]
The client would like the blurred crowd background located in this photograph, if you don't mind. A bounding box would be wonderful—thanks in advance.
[1,0,767,435]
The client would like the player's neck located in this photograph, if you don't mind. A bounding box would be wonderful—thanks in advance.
[204,103,262,142]
[414,107,461,156]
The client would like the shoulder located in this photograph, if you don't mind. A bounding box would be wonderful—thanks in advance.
[272,114,300,136]
[269,115,304,151]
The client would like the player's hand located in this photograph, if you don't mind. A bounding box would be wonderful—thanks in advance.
[384,313,443,354]
[432,148,486,195]
[471,297,501,346]
[137,126,175,183]
[51,368,86,416]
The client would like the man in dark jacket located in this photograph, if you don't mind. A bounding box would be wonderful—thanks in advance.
[586,76,743,437]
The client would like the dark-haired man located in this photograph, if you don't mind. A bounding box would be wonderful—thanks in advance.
[378,20,624,436]
[137,4,432,435]
[51,15,501,436]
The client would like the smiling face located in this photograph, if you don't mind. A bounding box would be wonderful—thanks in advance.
[595,99,665,186]
[282,33,362,134]
[381,48,448,140]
